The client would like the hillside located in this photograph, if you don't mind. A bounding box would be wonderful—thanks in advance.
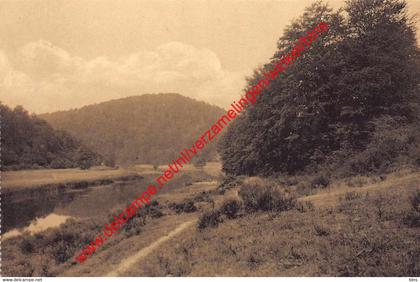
[1,104,102,170]
[41,94,225,165]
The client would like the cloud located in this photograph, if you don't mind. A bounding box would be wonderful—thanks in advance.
[0,40,245,113]
[18,40,84,79]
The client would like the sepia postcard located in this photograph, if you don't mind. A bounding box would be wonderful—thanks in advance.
[1,0,420,280]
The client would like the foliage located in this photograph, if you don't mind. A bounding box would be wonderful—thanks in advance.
[220,199,242,219]
[219,0,420,177]
[169,199,198,214]
[238,180,296,213]
[296,200,315,213]
[404,190,420,227]
[3,218,102,276]
[310,174,330,188]
[217,175,244,194]
[1,104,102,170]
[197,209,223,230]
[411,190,420,213]
[192,156,207,169]
[314,224,330,236]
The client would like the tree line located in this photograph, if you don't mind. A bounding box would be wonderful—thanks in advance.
[1,104,102,170]
[219,0,420,177]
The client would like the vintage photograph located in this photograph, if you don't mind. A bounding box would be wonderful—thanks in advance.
[1,0,420,278]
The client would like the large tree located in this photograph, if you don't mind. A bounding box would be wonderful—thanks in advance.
[219,0,420,176]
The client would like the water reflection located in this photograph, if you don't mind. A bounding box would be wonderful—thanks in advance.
[3,213,71,240]
[2,179,149,233]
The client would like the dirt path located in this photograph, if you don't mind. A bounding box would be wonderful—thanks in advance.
[301,172,420,208]
[105,219,197,277]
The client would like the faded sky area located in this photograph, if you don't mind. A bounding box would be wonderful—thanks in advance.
[0,0,419,113]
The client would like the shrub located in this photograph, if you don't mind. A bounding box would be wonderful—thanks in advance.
[197,210,222,230]
[122,212,146,234]
[193,158,207,169]
[148,206,164,218]
[344,191,362,201]
[238,180,296,213]
[52,238,76,263]
[311,174,330,188]
[220,199,242,219]
[20,237,34,254]
[296,200,315,213]
[169,199,197,214]
[296,180,312,196]
[140,200,163,218]
[282,176,299,186]
[115,174,144,182]
[344,176,368,187]
[72,181,89,189]
[314,224,330,236]
[192,191,212,203]
[217,175,243,194]
[50,158,73,169]
[79,162,92,170]
[410,190,420,213]
[372,194,393,221]
[404,190,420,227]
[183,201,198,213]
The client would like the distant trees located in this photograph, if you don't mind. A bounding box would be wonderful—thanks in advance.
[219,0,420,176]
[1,104,102,170]
[193,155,207,169]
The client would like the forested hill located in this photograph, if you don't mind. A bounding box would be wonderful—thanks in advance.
[1,104,102,170]
[41,94,225,165]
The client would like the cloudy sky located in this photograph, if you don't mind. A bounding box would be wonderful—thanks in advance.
[1,0,419,113]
